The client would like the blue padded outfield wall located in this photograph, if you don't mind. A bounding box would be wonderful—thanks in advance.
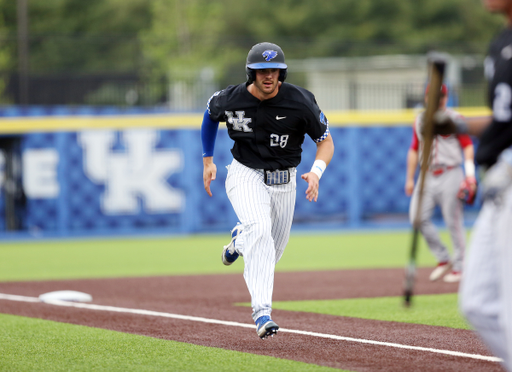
[0,107,482,238]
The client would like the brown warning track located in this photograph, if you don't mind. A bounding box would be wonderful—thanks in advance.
[0,268,505,372]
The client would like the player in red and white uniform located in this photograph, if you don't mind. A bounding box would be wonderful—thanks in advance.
[405,84,476,283]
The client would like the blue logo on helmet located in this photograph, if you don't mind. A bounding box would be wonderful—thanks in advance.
[262,50,278,61]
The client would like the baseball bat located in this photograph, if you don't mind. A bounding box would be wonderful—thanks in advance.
[403,54,447,307]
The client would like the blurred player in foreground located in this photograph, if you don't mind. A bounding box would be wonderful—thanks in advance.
[201,42,334,339]
[405,84,476,283]
[433,0,512,369]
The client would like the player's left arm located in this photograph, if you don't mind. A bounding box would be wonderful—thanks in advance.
[301,133,334,202]
[460,133,476,182]
[463,144,476,178]
[457,136,478,204]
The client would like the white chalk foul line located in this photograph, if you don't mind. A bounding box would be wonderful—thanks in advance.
[0,292,502,363]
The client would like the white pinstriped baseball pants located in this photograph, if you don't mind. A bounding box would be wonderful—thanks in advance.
[226,158,296,321]
[459,186,512,371]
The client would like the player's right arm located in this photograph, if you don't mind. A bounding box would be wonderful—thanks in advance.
[405,149,418,196]
[405,122,420,196]
[201,109,219,197]
[203,157,216,197]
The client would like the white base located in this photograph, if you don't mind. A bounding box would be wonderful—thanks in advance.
[39,290,92,303]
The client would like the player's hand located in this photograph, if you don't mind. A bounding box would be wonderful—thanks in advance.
[203,159,217,197]
[301,172,320,202]
[404,179,414,196]
[457,176,478,205]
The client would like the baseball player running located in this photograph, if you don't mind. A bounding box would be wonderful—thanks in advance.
[432,1,512,369]
[405,84,476,283]
[201,42,334,339]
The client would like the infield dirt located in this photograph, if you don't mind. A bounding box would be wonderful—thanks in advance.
[0,267,505,372]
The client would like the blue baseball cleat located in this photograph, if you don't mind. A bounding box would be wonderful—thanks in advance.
[222,224,242,266]
[255,315,279,339]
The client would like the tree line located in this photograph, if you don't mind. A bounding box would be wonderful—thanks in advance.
[0,0,506,99]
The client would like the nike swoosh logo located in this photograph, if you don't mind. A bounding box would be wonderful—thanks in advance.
[276,116,286,120]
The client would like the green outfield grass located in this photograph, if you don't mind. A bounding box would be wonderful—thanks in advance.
[271,293,469,329]
[0,230,466,372]
[0,230,450,282]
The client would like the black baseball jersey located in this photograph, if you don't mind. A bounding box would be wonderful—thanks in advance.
[207,82,329,170]
[477,28,512,168]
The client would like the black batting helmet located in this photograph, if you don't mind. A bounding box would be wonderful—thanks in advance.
[246,42,288,84]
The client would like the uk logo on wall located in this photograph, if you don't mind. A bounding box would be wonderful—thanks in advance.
[79,129,184,215]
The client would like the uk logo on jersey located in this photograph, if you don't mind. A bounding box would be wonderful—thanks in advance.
[225,111,253,132]
[262,50,278,61]
[314,111,330,143]
[319,111,328,126]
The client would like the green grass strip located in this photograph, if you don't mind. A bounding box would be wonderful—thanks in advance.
[270,293,470,329]
[0,230,450,282]
[0,313,347,372]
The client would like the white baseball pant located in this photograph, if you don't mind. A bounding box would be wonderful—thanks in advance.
[225,158,296,321]
[459,186,512,371]
[409,167,466,271]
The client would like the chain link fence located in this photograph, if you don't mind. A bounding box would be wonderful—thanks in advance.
[0,53,488,110]
[0,73,488,111]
